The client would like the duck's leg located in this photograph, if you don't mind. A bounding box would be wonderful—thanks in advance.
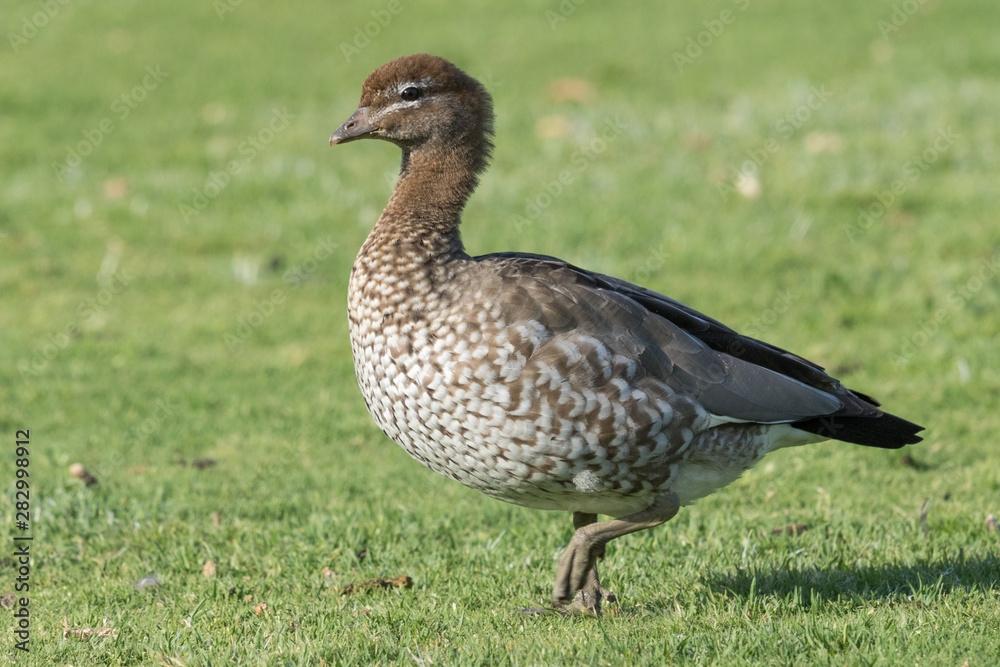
[561,512,617,614]
[553,492,680,615]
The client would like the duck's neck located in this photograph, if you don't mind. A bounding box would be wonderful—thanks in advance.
[368,141,487,258]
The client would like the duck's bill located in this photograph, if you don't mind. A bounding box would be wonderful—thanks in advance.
[330,107,377,145]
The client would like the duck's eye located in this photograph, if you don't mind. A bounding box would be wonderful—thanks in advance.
[400,86,421,102]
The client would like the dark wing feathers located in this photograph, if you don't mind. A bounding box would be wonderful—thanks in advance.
[479,252,923,448]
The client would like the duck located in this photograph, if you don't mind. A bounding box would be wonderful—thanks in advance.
[328,53,923,615]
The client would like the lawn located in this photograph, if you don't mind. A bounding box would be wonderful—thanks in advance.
[2,0,999,664]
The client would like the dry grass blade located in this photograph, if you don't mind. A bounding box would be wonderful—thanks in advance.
[340,575,413,596]
[62,619,119,641]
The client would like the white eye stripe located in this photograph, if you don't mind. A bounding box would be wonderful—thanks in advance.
[371,82,440,121]
[368,77,439,122]
[393,77,436,96]
[371,97,429,121]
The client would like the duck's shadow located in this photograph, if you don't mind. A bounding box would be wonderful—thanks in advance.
[611,553,1000,617]
[710,553,998,599]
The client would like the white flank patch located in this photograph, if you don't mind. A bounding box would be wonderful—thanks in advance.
[572,469,602,493]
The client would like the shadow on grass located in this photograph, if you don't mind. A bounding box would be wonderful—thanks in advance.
[597,553,1000,618]
[705,552,1000,603]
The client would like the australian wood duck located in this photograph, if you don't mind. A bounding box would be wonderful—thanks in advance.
[329,54,924,614]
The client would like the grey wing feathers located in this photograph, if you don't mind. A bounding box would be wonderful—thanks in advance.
[478,252,923,447]
[480,253,843,425]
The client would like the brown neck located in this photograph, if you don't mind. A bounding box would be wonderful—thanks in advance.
[371,139,488,254]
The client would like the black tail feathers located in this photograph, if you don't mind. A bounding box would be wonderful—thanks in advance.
[792,411,924,449]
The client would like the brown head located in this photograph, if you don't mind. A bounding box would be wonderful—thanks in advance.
[330,54,495,178]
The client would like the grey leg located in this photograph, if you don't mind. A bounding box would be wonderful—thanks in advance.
[565,512,616,613]
[552,493,680,614]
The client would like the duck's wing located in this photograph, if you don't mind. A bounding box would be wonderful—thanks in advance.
[477,252,923,448]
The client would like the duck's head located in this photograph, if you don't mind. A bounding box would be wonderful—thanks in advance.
[330,54,494,161]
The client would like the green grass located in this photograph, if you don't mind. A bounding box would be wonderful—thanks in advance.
[2,0,999,664]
